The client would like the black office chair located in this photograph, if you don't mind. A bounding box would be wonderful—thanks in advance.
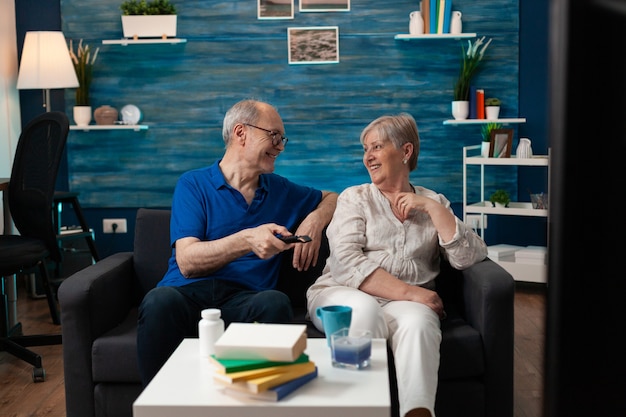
[0,111,69,382]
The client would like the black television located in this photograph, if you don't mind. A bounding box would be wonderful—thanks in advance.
[546,1,626,416]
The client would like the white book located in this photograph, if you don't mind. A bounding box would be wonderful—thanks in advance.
[214,323,307,362]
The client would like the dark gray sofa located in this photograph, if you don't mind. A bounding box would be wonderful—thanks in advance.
[58,208,514,417]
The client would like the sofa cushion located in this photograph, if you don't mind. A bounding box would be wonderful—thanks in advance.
[438,312,484,380]
[92,309,140,382]
[133,208,171,302]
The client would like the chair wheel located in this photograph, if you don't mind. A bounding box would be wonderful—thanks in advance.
[33,367,46,382]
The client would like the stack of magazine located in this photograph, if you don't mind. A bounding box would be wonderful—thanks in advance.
[210,323,318,401]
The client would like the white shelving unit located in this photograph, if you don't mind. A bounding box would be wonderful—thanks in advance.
[102,38,186,45]
[462,144,550,283]
[394,33,476,40]
[70,125,148,131]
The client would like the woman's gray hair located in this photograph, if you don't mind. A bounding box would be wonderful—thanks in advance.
[359,112,420,171]
[222,99,270,147]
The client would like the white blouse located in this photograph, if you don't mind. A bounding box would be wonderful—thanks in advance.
[307,183,488,304]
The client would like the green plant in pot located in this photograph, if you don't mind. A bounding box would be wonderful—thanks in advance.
[489,189,511,208]
[120,0,178,39]
[480,122,501,156]
[120,0,177,15]
[68,39,99,126]
[485,97,501,120]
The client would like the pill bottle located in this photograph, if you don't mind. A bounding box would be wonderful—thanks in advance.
[198,308,224,357]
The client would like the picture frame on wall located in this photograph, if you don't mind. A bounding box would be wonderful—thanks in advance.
[288,26,339,64]
[300,0,350,12]
[489,129,513,158]
[258,0,294,19]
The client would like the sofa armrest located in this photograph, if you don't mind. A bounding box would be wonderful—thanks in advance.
[58,252,135,417]
[461,258,515,417]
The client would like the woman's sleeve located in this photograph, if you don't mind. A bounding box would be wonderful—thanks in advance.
[325,190,381,288]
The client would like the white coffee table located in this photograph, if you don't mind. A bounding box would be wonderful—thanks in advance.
[133,337,391,417]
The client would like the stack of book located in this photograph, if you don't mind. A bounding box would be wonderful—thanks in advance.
[419,0,453,34]
[210,323,317,401]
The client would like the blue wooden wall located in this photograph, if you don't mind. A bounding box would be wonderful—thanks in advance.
[61,0,519,208]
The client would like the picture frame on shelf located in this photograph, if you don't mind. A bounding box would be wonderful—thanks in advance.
[489,129,513,158]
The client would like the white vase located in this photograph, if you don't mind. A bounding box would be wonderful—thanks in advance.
[516,138,533,158]
[73,106,92,126]
[451,101,469,120]
[409,11,424,35]
[481,141,490,157]
[485,106,500,120]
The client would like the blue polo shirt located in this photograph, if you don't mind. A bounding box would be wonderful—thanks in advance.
[158,160,323,291]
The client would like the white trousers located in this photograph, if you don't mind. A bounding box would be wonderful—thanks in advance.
[308,286,441,417]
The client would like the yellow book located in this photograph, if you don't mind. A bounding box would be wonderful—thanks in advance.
[215,361,316,393]
[212,360,314,384]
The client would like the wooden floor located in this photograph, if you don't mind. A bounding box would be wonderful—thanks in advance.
[1,278,546,417]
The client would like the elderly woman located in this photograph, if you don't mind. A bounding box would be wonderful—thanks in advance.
[306,113,487,417]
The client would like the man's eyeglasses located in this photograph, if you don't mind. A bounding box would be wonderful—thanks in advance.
[243,123,288,147]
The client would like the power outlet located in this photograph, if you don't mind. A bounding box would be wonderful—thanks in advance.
[467,215,487,229]
[103,218,127,234]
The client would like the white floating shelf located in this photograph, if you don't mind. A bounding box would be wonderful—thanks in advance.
[70,125,149,131]
[443,118,526,125]
[102,38,187,45]
[465,201,548,217]
[394,33,476,40]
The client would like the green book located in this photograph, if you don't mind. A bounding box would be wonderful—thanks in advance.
[209,353,309,374]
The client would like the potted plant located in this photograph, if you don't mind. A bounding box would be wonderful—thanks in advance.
[69,39,99,126]
[480,122,501,157]
[452,36,493,120]
[489,189,510,208]
[120,0,178,39]
[485,97,501,120]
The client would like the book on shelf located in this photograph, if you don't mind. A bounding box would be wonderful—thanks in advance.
[215,360,316,393]
[212,360,315,384]
[469,85,477,119]
[421,0,430,34]
[442,0,452,33]
[429,0,437,33]
[437,0,445,34]
[220,366,318,401]
[213,322,307,362]
[209,352,309,374]
[476,89,485,119]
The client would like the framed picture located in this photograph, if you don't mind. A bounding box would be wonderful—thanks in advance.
[288,26,339,65]
[258,0,294,19]
[489,129,513,158]
[299,0,350,12]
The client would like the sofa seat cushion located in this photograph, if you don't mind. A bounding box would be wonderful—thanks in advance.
[92,309,141,382]
[438,311,484,380]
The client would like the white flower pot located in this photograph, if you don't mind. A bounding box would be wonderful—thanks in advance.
[481,141,490,157]
[485,106,500,120]
[121,15,177,39]
[73,106,92,126]
[451,100,469,120]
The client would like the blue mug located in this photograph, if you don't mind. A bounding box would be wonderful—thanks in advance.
[316,305,352,346]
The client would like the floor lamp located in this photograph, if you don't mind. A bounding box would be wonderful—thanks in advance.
[16,31,79,112]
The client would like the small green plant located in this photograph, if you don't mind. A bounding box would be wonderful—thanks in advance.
[489,189,511,207]
[481,122,502,142]
[68,39,99,106]
[120,0,177,15]
[485,97,501,106]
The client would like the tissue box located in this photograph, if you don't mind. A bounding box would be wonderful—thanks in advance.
[515,246,547,265]
[488,244,523,262]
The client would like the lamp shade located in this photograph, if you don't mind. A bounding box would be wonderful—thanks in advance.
[16,31,79,90]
